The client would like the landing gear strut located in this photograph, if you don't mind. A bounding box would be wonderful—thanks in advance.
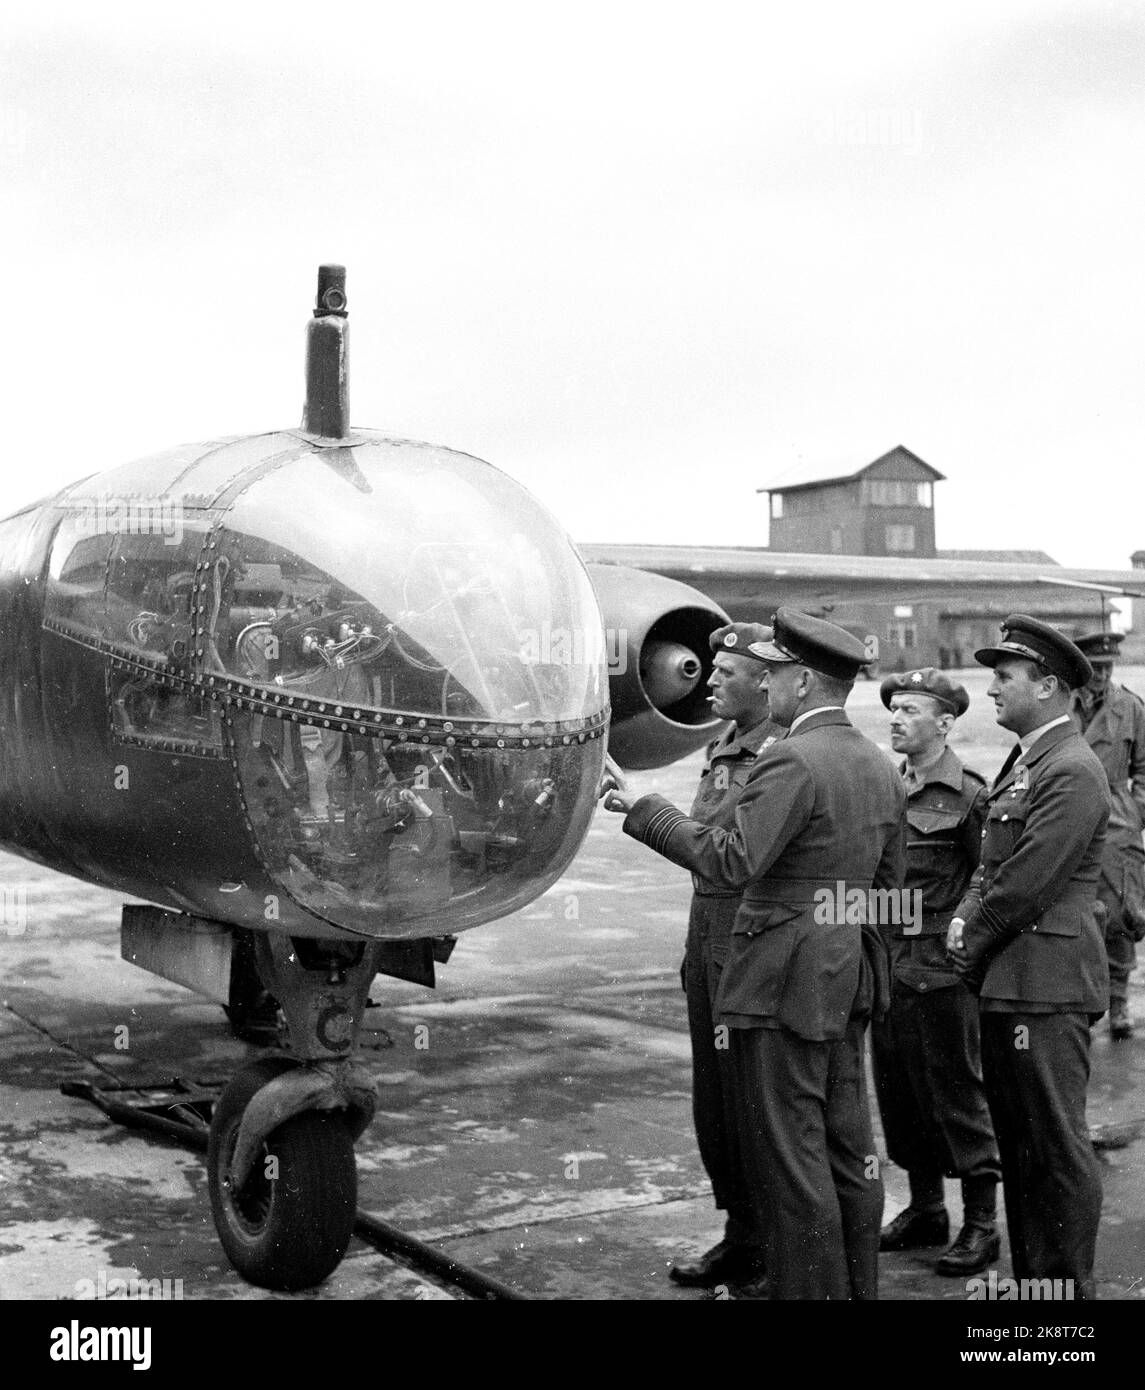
[207,932,380,1288]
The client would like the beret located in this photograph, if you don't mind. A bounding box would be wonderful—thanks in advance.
[709,622,774,664]
[880,667,969,717]
[1073,630,1123,662]
[749,607,872,681]
[974,613,1092,689]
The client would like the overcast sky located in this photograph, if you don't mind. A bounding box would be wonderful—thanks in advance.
[2,1,1142,568]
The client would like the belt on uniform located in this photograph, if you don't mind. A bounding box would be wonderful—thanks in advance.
[741,876,867,906]
[888,910,951,938]
[691,876,741,898]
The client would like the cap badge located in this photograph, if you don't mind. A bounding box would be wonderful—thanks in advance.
[910,671,923,684]
[724,633,738,647]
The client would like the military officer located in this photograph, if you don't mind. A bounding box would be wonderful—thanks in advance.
[872,669,1002,1276]
[667,621,785,1289]
[1071,630,1145,1040]
[602,609,905,1299]
[948,615,1110,1300]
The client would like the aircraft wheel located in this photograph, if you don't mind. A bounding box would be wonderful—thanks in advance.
[207,1057,357,1291]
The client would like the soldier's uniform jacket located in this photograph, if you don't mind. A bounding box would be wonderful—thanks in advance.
[885,746,985,993]
[956,722,1111,1011]
[688,719,786,899]
[1070,681,1145,861]
[625,709,906,1042]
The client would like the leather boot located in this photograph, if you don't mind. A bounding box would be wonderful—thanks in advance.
[935,1222,1001,1276]
[1110,998,1134,1040]
[880,1205,949,1251]
[669,1239,766,1288]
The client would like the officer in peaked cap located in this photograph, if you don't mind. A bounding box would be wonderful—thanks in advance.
[871,668,1001,1277]
[1070,630,1145,1040]
[947,614,1111,1298]
[972,613,1094,690]
[747,607,874,679]
[658,620,785,1289]
[1076,630,1124,663]
[602,606,905,1299]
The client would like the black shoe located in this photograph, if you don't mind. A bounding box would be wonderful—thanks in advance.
[935,1223,1001,1276]
[879,1206,950,1251]
[1110,1000,1134,1041]
[725,1273,772,1300]
[668,1240,765,1288]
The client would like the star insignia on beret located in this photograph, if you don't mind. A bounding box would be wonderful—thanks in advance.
[910,672,923,684]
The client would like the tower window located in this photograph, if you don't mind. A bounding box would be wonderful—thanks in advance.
[885,524,915,551]
[863,479,933,507]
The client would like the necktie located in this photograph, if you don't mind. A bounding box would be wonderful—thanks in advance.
[993,743,1022,790]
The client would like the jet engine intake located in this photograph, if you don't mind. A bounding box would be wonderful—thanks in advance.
[585,563,730,770]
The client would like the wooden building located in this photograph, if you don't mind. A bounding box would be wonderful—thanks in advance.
[757,446,1112,669]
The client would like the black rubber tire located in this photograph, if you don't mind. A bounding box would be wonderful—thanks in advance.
[207,1057,358,1291]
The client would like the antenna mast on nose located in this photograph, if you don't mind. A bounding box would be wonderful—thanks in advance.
[303,264,350,439]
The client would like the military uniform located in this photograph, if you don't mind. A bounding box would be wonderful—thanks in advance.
[1070,673,1145,1020]
[956,616,1111,1299]
[871,744,1001,1232]
[623,610,905,1300]
[683,715,784,1251]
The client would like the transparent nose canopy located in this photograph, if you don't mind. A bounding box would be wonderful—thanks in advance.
[214,439,609,938]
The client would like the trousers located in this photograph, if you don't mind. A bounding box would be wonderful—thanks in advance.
[872,982,1000,1191]
[731,1020,883,1299]
[683,896,759,1241]
[980,1010,1102,1298]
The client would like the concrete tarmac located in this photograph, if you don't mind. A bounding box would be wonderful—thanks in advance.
[3,669,1145,1302]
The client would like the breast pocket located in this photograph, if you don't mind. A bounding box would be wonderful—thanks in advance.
[728,763,755,792]
[906,807,964,859]
[985,792,1029,855]
[906,806,964,837]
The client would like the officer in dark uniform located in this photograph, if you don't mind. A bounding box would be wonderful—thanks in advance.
[668,622,785,1289]
[1071,630,1145,1040]
[602,610,905,1299]
[948,615,1110,1299]
[872,669,1002,1275]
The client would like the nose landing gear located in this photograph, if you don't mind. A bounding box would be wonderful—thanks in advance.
[207,1055,359,1291]
[206,931,379,1289]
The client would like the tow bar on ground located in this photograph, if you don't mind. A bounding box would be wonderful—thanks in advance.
[61,1076,530,1301]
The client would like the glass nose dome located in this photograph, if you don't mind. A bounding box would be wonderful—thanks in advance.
[212,436,609,938]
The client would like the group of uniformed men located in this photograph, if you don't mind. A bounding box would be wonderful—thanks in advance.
[600,608,1145,1300]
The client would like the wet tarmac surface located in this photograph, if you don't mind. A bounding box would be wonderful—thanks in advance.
[3,669,1145,1302]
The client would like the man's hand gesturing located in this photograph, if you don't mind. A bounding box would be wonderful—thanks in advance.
[598,754,634,814]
